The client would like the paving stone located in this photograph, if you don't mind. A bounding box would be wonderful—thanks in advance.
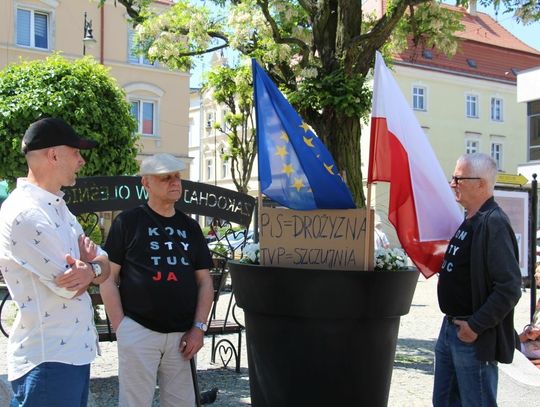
[2,278,540,406]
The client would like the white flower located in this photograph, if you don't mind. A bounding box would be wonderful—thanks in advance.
[374,248,408,271]
[241,242,260,264]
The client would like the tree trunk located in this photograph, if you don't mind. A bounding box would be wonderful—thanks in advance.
[321,114,366,208]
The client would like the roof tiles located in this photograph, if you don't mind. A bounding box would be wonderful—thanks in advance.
[394,5,540,82]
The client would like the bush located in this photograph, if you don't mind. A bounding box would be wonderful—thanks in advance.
[0,54,139,186]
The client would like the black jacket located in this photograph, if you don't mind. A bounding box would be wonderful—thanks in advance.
[467,197,522,363]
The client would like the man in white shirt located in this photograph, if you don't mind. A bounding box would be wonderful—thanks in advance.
[0,117,110,406]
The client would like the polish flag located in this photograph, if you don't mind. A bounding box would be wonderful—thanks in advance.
[367,51,463,278]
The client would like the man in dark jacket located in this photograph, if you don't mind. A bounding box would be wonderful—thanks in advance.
[433,153,522,407]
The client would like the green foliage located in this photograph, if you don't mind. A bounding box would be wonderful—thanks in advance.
[289,69,372,119]
[135,0,226,70]
[205,64,253,112]
[391,2,464,56]
[0,55,139,185]
[204,62,256,193]
[212,242,229,256]
[78,215,103,245]
[202,225,241,236]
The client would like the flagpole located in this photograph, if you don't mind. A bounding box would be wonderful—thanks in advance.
[364,182,373,270]
[257,188,263,244]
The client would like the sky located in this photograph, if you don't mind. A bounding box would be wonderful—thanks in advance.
[189,3,540,88]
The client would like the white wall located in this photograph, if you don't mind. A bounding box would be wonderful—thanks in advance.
[517,66,540,103]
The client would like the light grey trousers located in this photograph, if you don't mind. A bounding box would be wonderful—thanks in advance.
[116,316,195,407]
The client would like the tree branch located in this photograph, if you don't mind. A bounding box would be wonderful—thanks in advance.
[256,0,311,65]
[298,0,317,15]
[350,0,429,49]
[344,0,430,74]
[110,0,147,25]
[180,43,229,58]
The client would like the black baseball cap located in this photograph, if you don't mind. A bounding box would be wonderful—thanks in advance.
[22,117,98,154]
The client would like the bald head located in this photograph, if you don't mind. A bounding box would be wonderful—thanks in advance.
[24,146,86,193]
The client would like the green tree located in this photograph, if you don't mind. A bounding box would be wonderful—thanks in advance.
[103,0,526,205]
[0,55,139,185]
[204,63,256,193]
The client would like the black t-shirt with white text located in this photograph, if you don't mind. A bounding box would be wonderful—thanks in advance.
[438,218,475,317]
[104,205,213,333]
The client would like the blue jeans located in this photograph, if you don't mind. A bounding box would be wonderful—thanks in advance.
[10,362,90,407]
[433,318,498,407]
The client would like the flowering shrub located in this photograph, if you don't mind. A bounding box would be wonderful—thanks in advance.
[374,248,408,271]
[240,242,260,264]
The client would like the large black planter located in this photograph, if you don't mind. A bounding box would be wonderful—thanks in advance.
[229,261,419,407]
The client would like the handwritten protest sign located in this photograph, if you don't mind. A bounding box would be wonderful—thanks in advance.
[260,207,373,270]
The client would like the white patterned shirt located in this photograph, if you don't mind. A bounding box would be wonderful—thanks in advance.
[0,179,99,380]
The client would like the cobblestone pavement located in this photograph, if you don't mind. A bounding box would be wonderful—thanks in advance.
[2,277,540,406]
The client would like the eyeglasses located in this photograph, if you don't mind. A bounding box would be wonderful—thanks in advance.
[450,176,481,184]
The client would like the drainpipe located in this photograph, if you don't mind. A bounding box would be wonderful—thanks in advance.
[100,5,104,64]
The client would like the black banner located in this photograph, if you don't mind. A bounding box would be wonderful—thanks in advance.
[63,176,256,227]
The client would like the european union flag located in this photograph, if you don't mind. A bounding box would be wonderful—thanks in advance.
[252,59,356,210]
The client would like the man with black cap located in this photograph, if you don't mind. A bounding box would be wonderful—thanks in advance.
[0,117,110,406]
[100,153,215,407]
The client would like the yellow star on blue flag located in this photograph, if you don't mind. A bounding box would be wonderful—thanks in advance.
[252,59,355,209]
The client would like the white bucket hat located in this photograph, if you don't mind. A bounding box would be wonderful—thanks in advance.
[139,153,186,175]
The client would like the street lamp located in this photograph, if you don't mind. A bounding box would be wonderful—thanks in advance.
[83,12,96,55]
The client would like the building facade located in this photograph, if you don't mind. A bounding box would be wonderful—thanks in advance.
[516,66,540,181]
[361,3,540,243]
[0,0,190,170]
[188,53,259,198]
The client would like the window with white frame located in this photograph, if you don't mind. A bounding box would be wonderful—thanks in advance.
[206,159,214,181]
[206,112,215,129]
[490,141,503,170]
[412,86,426,111]
[490,97,503,122]
[219,145,228,178]
[16,7,49,49]
[465,139,479,154]
[221,158,229,179]
[466,94,478,118]
[528,100,540,161]
[130,99,156,136]
[125,83,163,137]
[128,27,155,66]
[188,119,196,147]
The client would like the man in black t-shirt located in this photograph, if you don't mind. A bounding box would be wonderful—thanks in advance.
[433,153,521,407]
[101,153,214,407]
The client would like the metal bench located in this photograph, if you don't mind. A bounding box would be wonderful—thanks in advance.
[207,258,243,372]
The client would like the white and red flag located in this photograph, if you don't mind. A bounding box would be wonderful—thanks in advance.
[367,51,462,278]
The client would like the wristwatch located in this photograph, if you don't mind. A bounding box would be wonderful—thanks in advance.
[89,262,102,279]
[193,321,208,332]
